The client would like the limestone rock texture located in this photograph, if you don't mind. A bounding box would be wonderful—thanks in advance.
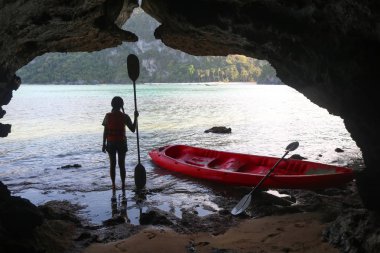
[142,0,380,211]
[0,0,380,209]
[0,0,138,135]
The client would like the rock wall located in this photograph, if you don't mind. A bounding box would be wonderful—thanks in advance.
[0,0,138,136]
[143,0,380,211]
[1,0,380,209]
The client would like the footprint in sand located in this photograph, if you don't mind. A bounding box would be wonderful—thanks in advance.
[294,222,306,228]
[261,232,281,242]
[195,241,210,247]
[144,231,157,239]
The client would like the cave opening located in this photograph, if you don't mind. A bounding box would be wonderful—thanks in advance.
[16,8,281,85]
[1,8,364,226]
[2,1,379,252]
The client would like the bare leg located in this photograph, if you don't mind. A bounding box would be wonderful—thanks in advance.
[108,152,117,190]
[118,151,126,191]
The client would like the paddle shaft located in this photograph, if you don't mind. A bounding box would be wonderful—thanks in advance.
[231,141,298,215]
[132,80,141,164]
[248,150,289,195]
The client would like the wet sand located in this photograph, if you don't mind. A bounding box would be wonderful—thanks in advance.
[11,181,361,253]
[83,212,338,253]
[4,181,362,253]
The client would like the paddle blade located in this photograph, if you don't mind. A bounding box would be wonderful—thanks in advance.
[231,193,252,215]
[286,141,299,152]
[127,54,140,82]
[134,163,146,190]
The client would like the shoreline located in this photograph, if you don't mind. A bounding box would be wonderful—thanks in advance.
[83,212,338,253]
[13,186,221,226]
[75,181,368,253]
[3,180,378,253]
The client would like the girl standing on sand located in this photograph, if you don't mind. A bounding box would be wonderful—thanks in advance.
[102,96,138,200]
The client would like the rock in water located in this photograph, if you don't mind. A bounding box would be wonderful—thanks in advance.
[204,126,232,134]
[57,164,82,169]
[289,154,307,160]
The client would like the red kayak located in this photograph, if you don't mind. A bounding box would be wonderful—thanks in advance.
[149,144,355,189]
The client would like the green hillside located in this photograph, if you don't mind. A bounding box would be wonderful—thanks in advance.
[17,9,281,84]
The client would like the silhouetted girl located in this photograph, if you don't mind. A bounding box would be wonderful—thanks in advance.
[102,96,138,199]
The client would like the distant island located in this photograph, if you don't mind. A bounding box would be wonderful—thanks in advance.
[17,9,282,85]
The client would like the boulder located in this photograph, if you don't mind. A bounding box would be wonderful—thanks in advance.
[0,196,44,237]
[204,126,231,134]
[0,181,11,202]
[289,154,307,160]
[57,164,82,169]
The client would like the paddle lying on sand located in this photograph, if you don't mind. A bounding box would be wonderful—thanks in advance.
[127,54,146,190]
[231,141,299,215]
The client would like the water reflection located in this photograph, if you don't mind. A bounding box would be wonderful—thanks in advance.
[110,190,130,223]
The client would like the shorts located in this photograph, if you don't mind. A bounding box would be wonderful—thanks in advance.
[106,140,128,155]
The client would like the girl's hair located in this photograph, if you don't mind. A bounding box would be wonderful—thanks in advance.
[111,96,124,109]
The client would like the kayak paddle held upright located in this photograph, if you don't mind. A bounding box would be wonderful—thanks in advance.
[127,54,146,190]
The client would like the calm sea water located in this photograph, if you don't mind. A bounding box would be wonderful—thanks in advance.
[0,83,363,224]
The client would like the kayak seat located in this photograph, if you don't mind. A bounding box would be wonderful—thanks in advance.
[183,155,215,167]
[208,158,246,172]
[165,146,183,159]
[208,158,226,170]
[208,158,227,170]
[239,164,266,174]
[281,162,308,175]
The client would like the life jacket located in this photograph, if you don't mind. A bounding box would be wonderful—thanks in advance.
[106,111,126,142]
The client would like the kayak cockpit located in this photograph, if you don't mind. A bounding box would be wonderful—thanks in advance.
[162,145,351,176]
[150,144,354,188]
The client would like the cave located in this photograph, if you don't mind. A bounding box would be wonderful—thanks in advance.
[1,0,380,251]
